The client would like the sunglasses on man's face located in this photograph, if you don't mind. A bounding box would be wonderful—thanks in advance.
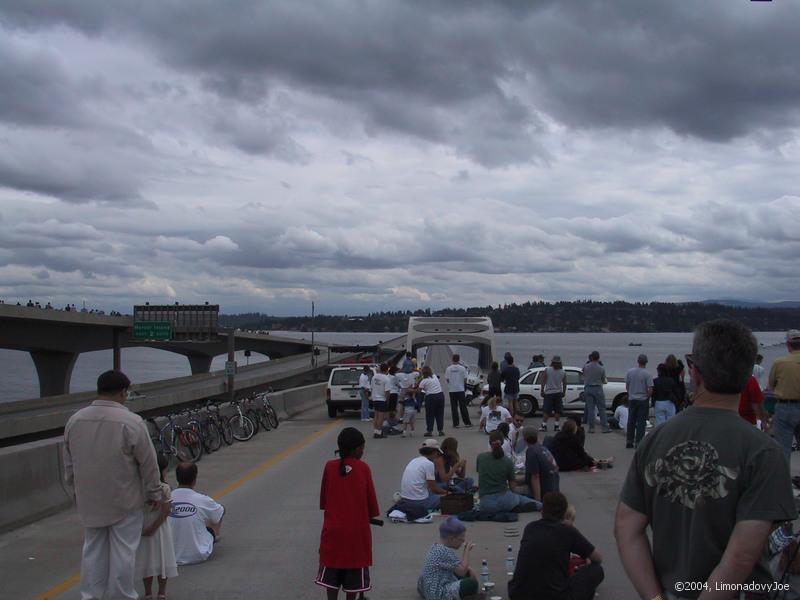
[685,354,699,373]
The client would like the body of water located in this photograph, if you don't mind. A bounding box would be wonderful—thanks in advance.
[0,331,788,402]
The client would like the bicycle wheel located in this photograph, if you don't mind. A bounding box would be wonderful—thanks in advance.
[257,409,271,432]
[203,420,222,452]
[265,404,279,429]
[228,414,255,441]
[176,429,203,462]
[247,409,261,435]
[218,417,234,445]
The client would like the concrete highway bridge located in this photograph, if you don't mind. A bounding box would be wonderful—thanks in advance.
[0,304,338,398]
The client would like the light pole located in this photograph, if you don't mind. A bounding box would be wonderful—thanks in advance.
[311,301,315,366]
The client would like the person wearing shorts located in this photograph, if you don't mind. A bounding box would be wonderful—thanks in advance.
[401,393,417,437]
[540,356,567,433]
[316,428,379,600]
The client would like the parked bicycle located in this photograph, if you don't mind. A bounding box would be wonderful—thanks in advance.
[227,399,255,442]
[147,412,203,463]
[187,406,222,454]
[251,391,280,431]
[206,401,233,446]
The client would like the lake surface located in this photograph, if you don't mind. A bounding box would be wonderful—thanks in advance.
[0,331,788,402]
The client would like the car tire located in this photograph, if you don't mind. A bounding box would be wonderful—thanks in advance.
[518,395,539,418]
[327,403,337,418]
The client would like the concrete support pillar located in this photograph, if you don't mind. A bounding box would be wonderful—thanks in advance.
[187,354,213,375]
[478,344,491,370]
[30,350,79,397]
[112,329,121,371]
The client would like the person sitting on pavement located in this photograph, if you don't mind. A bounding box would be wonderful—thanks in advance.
[436,437,474,494]
[476,431,541,515]
[418,516,479,600]
[551,420,599,472]
[490,421,515,462]
[523,428,560,502]
[510,413,527,455]
[169,462,225,565]
[480,396,512,434]
[509,491,604,600]
[611,395,629,430]
[399,439,450,513]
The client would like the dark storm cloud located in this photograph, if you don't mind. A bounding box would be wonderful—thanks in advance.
[3,0,799,158]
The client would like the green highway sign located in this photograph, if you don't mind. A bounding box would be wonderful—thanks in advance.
[133,321,172,341]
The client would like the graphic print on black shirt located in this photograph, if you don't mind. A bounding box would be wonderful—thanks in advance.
[644,440,738,509]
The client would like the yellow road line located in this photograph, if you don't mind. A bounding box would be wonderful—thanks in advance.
[34,419,341,600]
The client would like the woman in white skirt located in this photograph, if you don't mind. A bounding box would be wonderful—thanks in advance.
[136,453,178,600]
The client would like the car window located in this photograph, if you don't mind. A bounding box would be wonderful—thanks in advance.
[565,370,584,385]
[533,371,544,385]
[330,370,362,386]
[520,372,537,385]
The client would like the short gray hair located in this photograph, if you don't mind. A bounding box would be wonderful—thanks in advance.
[692,319,757,394]
[439,516,466,539]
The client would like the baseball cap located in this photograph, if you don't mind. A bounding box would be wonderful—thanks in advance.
[786,330,800,342]
[421,439,443,453]
[638,354,648,364]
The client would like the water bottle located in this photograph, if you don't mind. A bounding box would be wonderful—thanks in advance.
[505,544,515,575]
[480,559,490,585]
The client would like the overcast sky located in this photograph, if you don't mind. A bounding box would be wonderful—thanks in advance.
[0,1,799,316]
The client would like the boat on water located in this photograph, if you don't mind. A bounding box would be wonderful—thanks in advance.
[628,342,643,346]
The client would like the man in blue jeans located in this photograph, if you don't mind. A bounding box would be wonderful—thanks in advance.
[358,365,372,422]
[769,329,800,462]
[583,351,610,433]
[625,354,653,449]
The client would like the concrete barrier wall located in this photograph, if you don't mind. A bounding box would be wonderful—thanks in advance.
[0,382,328,534]
[0,438,71,533]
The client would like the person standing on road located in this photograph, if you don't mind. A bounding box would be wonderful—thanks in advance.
[63,370,163,600]
[615,319,796,600]
[540,356,567,433]
[769,329,800,462]
[445,354,472,429]
[316,427,380,600]
[652,363,679,426]
[582,351,610,433]
[370,363,391,439]
[417,366,446,437]
[625,355,653,449]
[501,355,521,415]
[487,361,502,400]
[358,366,372,422]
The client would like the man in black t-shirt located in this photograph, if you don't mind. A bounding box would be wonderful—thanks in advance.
[501,355,521,415]
[509,492,603,600]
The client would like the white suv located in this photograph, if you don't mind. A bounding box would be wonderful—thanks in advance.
[326,364,377,418]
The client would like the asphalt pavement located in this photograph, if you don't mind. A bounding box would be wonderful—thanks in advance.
[2,393,651,600]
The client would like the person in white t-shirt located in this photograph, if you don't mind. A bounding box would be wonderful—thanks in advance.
[445,354,472,429]
[400,439,449,512]
[358,366,373,422]
[169,463,225,566]
[479,396,512,434]
[415,366,446,437]
[370,363,392,439]
[612,397,629,431]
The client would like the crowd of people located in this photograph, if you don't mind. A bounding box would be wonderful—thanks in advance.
[61,320,800,599]
[9,298,124,315]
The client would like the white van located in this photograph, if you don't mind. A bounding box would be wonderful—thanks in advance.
[326,364,378,418]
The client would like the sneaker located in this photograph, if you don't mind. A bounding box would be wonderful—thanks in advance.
[626,442,634,449]
[424,432,433,437]
[393,491,402,503]
[373,433,385,439]
[401,432,407,438]
[602,427,611,433]
[588,428,596,434]
[539,424,547,432]
[413,515,433,524]
[453,424,460,429]
[361,418,372,422]
[438,431,446,436]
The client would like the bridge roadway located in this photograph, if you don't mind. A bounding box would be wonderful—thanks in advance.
[3,406,642,599]
[0,335,406,442]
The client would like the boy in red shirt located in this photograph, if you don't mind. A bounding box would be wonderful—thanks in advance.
[316,427,380,599]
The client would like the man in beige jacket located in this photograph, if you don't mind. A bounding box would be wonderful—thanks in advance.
[64,370,162,600]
